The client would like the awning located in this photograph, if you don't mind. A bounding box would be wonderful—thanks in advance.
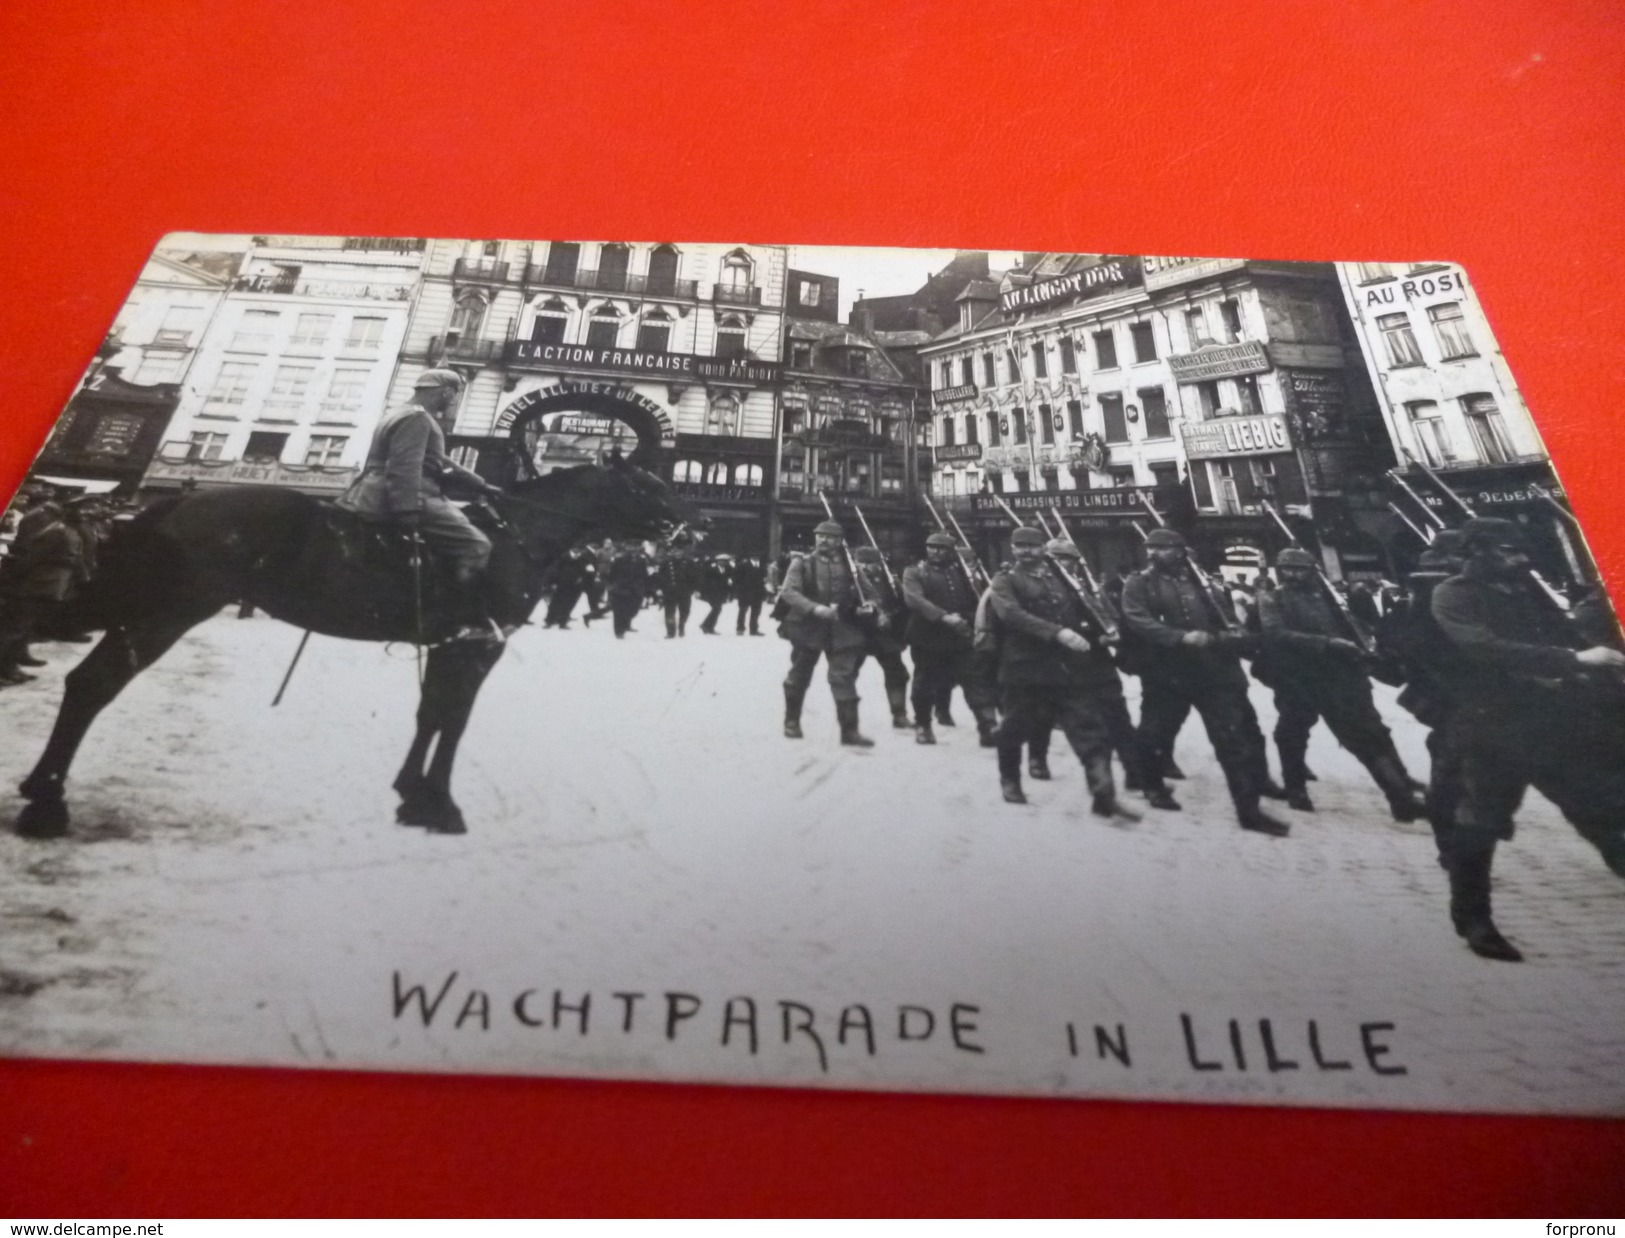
[30,475,122,494]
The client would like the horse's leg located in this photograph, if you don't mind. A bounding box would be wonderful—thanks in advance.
[401,640,505,835]
[16,617,205,838]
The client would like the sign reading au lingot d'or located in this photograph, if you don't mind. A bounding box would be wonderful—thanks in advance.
[1168,340,1272,384]
[1180,413,1293,459]
[508,340,782,385]
[999,259,1134,313]
[969,485,1157,514]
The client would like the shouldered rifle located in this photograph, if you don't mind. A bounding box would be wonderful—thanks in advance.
[1136,491,1240,633]
[1529,481,1621,636]
[1387,500,1434,545]
[945,508,993,588]
[994,493,1115,649]
[1051,505,1123,643]
[1261,499,1377,655]
[818,491,885,632]
[852,504,901,596]
[924,494,988,595]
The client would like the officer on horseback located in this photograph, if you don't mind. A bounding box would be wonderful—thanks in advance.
[338,367,503,639]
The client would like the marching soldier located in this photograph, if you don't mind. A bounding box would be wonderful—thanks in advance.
[1122,528,1290,836]
[987,526,1139,820]
[852,545,912,730]
[901,531,999,746]
[1255,547,1425,818]
[657,536,697,638]
[732,554,766,635]
[1431,517,1625,962]
[778,519,876,747]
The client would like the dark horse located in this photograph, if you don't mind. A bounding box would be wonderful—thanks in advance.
[13,450,702,839]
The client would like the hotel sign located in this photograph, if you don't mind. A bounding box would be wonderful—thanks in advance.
[507,340,781,385]
[1168,340,1271,384]
[933,383,978,405]
[1141,255,1248,292]
[935,443,983,464]
[999,260,1134,313]
[1180,414,1293,459]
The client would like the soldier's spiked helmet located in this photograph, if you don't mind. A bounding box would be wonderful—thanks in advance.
[1276,547,1317,569]
[414,367,466,391]
[1046,538,1080,558]
[1144,528,1186,548]
[925,532,956,549]
[1461,516,1526,550]
[1010,526,1046,547]
[813,519,844,537]
[853,546,881,562]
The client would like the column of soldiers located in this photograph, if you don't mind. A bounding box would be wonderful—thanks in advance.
[0,485,106,687]
[769,511,1625,965]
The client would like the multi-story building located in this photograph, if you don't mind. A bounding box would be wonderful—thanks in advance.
[1335,261,1579,580]
[36,244,240,493]
[143,236,425,496]
[394,238,787,556]
[921,254,1396,579]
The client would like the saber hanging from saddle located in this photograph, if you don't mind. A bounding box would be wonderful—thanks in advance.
[271,630,312,707]
[1261,498,1377,656]
[922,494,988,594]
[1136,491,1240,633]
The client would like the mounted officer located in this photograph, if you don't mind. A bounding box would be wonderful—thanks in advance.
[1121,528,1290,836]
[902,531,998,746]
[778,518,875,747]
[1431,516,1625,962]
[1256,546,1424,818]
[987,526,1138,820]
[337,367,503,639]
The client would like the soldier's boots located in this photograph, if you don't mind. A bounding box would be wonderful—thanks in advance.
[915,722,936,746]
[934,703,956,727]
[1091,791,1142,824]
[1028,755,1051,781]
[975,708,1000,749]
[1286,787,1316,812]
[1258,776,1290,801]
[886,685,911,730]
[836,700,875,748]
[1001,778,1027,805]
[1237,803,1291,838]
[1144,788,1181,811]
[1371,752,1426,822]
[783,686,806,740]
[1161,754,1186,780]
[1449,842,1523,962]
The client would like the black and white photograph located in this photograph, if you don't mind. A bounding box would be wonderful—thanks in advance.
[1,235,1621,1116]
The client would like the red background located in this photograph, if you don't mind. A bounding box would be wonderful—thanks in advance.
[3,0,1624,1217]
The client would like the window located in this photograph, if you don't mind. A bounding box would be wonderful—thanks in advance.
[450,446,479,470]
[1093,329,1118,369]
[986,410,1002,446]
[1012,407,1028,445]
[1196,381,1221,419]
[734,463,764,488]
[1067,399,1084,438]
[154,305,203,347]
[304,434,348,466]
[636,314,671,353]
[447,293,485,345]
[782,408,805,436]
[133,352,184,384]
[647,245,680,296]
[938,361,953,389]
[706,396,739,435]
[1190,460,1215,508]
[1101,394,1128,443]
[290,312,333,347]
[1219,299,1244,343]
[1404,400,1454,468]
[798,280,822,307]
[345,316,387,350]
[264,364,315,414]
[1462,394,1514,464]
[1014,471,1030,494]
[1040,467,1058,492]
[586,314,620,349]
[1428,302,1476,360]
[1377,312,1423,366]
[1185,308,1212,348]
[529,298,569,344]
[704,461,728,486]
[1039,403,1054,445]
[1005,349,1021,385]
[940,416,956,447]
[1150,462,1179,492]
[1130,322,1157,364]
[1109,467,1135,488]
[185,431,228,460]
[714,318,747,359]
[543,241,580,284]
[1059,337,1077,374]
[1031,341,1048,379]
[206,360,257,406]
[789,342,812,367]
[1356,262,1394,283]
[982,353,996,386]
[243,431,288,463]
[960,356,975,387]
[229,310,278,353]
[321,367,370,420]
[964,413,978,445]
[672,459,702,484]
[598,243,630,291]
[1234,375,1262,417]
[719,250,754,296]
[1140,387,1171,438]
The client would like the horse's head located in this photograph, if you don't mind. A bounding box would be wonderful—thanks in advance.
[501,454,707,550]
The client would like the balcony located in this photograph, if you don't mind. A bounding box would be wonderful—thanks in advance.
[522,265,699,298]
[712,283,763,307]
[231,275,411,301]
[436,335,502,363]
[453,258,511,282]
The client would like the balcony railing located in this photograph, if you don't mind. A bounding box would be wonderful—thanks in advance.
[231,275,411,301]
[522,265,700,299]
[452,258,511,282]
[436,335,502,363]
[712,283,763,306]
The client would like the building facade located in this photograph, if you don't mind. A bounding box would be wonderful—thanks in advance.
[143,236,425,496]
[1335,261,1579,580]
[393,238,787,556]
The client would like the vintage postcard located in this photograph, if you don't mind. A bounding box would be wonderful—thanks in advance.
[1,235,1621,1115]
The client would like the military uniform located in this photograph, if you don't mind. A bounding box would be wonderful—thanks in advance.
[543,547,598,628]
[901,542,997,744]
[605,546,649,638]
[1121,536,1287,835]
[0,500,86,683]
[988,531,1132,816]
[732,556,766,635]
[854,548,912,729]
[778,529,876,744]
[695,554,733,634]
[657,547,696,637]
[1255,553,1421,818]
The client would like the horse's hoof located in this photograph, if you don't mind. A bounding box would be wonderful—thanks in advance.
[18,773,64,801]
[16,798,70,839]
